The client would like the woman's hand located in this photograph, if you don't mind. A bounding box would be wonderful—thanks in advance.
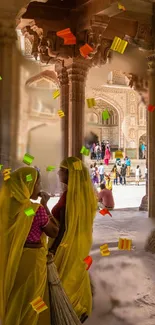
[40,191,52,206]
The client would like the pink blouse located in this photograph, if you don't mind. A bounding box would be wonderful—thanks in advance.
[26,206,49,243]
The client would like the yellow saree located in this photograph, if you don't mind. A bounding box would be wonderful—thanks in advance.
[52,157,97,318]
[0,167,50,325]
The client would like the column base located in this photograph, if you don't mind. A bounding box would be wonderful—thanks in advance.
[139,195,148,211]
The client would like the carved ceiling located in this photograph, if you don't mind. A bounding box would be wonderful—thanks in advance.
[16,0,155,67]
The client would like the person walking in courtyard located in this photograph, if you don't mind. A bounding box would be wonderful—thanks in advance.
[98,183,114,209]
[141,142,146,159]
[104,146,111,165]
[111,164,118,185]
[135,165,141,185]
[98,162,104,183]
[101,141,105,159]
[125,156,131,177]
[121,164,127,185]
[105,173,113,191]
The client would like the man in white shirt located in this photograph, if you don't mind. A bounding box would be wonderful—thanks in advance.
[98,162,104,183]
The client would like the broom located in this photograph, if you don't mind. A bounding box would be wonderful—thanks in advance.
[47,253,82,325]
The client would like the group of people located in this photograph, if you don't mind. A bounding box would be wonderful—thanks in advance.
[90,141,111,165]
[0,157,97,325]
[90,156,142,187]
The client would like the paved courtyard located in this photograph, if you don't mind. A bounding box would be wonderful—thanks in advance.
[45,185,155,325]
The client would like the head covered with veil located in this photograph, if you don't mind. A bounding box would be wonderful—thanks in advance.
[54,156,97,318]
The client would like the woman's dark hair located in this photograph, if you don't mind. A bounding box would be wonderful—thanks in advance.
[100,183,105,190]
[137,165,139,168]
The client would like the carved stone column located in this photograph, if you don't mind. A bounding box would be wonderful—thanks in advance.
[56,65,70,158]
[0,19,20,170]
[66,58,91,159]
[147,54,155,218]
[139,90,148,211]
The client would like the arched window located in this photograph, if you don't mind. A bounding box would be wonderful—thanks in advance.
[102,109,118,126]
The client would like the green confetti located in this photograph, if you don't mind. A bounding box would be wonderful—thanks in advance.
[24,207,35,217]
[102,110,110,120]
[0,164,3,170]
[46,166,56,171]
[80,146,90,156]
[23,153,34,165]
[26,174,33,182]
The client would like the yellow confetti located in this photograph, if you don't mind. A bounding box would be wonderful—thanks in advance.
[53,89,60,99]
[118,238,132,250]
[2,168,11,181]
[58,110,65,117]
[30,296,48,314]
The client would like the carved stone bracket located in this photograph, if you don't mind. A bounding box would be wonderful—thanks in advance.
[21,15,112,66]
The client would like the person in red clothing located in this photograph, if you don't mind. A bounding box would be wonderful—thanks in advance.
[98,183,114,209]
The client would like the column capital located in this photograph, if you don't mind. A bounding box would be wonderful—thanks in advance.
[65,58,91,84]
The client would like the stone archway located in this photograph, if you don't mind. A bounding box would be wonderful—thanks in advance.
[86,99,120,149]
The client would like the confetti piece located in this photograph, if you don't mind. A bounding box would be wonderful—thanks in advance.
[24,207,35,217]
[80,146,90,156]
[30,296,48,314]
[115,150,123,159]
[26,174,33,182]
[58,110,65,117]
[2,168,11,181]
[57,28,76,45]
[86,98,96,108]
[84,256,92,270]
[99,208,112,217]
[118,238,132,250]
[0,76,2,80]
[46,166,56,171]
[0,164,3,170]
[73,161,82,170]
[148,104,155,112]
[118,2,126,10]
[80,43,93,58]
[110,36,128,54]
[102,110,110,120]
[23,153,34,165]
[100,244,110,256]
[64,35,76,45]
[53,89,60,99]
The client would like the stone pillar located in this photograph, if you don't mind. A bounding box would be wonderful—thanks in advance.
[56,65,70,158]
[0,19,20,169]
[66,58,91,159]
[139,93,148,211]
[147,54,155,218]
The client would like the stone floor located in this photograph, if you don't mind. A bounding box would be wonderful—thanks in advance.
[47,185,155,325]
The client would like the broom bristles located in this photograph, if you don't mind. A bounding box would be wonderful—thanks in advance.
[47,254,81,325]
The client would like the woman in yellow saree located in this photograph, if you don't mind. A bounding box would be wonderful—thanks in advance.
[0,167,59,325]
[44,157,97,323]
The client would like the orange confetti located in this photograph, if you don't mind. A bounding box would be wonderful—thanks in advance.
[84,256,93,270]
[148,104,155,112]
[99,208,112,217]
[80,43,93,58]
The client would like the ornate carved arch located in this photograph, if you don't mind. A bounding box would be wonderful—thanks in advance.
[25,70,59,87]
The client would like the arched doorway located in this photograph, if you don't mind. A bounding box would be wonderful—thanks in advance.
[86,107,119,148]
